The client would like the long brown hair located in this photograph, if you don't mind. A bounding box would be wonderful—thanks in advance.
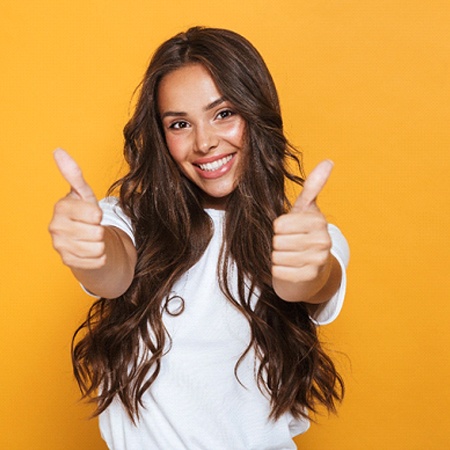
[72,26,343,422]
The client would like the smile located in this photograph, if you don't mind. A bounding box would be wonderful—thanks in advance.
[196,154,234,172]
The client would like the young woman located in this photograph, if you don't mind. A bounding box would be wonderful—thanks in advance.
[49,26,349,450]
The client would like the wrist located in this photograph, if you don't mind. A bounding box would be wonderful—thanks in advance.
[273,254,341,304]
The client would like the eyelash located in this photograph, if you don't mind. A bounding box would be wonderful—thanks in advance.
[169,121,189,130]
[167,109,236,129]
[217,109,235,119]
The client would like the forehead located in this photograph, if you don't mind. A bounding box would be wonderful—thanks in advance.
[157,64,223,112]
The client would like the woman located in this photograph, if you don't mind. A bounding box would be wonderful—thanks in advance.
[50,26,349,450]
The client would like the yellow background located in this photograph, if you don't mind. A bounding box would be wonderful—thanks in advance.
[1,0,449,448]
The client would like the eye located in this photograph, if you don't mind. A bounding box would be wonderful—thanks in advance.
[169,121,190,130]
[216,109,235,120]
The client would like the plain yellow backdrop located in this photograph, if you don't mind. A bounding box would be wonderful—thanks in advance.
[1,0,449,448]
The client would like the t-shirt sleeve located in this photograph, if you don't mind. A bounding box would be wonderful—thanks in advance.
[99,197,135,245]
[308,224,350,326]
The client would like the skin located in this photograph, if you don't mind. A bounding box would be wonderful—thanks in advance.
[49,64,341,304]
[158,64,246,209]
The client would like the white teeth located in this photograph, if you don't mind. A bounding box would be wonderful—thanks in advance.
[197,155,233,172]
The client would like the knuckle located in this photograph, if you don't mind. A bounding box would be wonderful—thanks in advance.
[271,265,286,281]
[318,235,332,250]
[48,218,66,236]
[96,241,106,257]
[91,207,103,224]
[302,266,319,282]
[91,255,107,269]
[53,199,67,216]
[51,239,63,252]
[273,214,287,234]
[60,254,73,267]
[57,194,76,208]
[271,251,280,265]
[272,235,281,250]
[48,221,58,235]
[50,234,66,253]
[311,214,326,228]
[315,253,329,268]
[96,225,105,241]
[87,242,106,259]
[273,218,281,234]
[98,254,107,267]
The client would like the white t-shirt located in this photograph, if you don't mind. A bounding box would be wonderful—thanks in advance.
[96,197,349,450]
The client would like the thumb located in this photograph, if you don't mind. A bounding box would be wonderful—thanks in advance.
[293,160,334,212]
[53,148,97,204]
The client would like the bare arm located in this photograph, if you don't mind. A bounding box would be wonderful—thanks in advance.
[272,161,342,304]
[49,149,137,298]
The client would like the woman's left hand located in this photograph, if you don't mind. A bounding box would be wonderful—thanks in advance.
[272,160,340,303]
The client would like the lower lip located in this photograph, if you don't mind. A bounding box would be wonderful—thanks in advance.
[194,154,236,180]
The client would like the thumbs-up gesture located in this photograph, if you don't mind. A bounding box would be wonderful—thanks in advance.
[272,160,340,303]
[49,149,106,270]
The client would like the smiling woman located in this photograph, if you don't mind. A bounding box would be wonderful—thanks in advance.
[158,64,246,208]
[49,26,349,450]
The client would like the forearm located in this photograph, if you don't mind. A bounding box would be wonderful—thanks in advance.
[71,226,137,299]
[273,254,342,304]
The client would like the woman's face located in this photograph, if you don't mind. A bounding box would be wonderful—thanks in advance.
[158,64,246,209]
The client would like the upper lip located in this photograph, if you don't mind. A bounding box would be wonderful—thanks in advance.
[192,153,235,165]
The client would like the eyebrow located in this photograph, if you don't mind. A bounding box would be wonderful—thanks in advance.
[160,96,226,119]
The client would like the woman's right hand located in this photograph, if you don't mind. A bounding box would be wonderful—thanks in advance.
[49,148,106,270]
[49,149,137,298]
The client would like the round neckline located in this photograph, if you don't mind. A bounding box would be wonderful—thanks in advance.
[204,208,226,220]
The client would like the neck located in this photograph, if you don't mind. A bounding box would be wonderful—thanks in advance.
[201,193,229,210]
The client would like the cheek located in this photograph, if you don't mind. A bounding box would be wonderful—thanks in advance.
[224,120,246,147]
[164,135,186,163]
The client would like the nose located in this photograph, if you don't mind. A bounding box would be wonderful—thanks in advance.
[194,123,219,154]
